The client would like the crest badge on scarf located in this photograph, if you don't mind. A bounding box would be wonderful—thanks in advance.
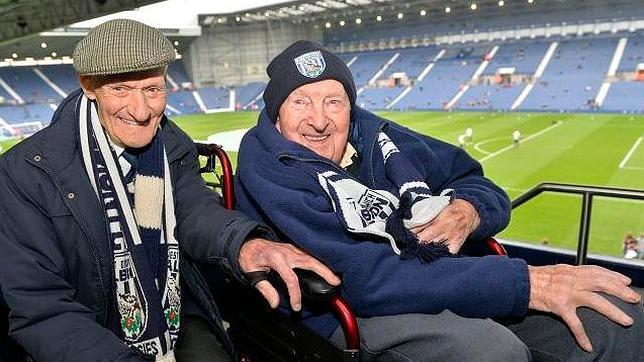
[294,50,326,78]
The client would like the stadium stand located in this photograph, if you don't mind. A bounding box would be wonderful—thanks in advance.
[358,88,400,109]
[168,59,192,87]
[520,37,617,111]
[483,41,550,76]
[167,89,202,114]
[235,81,265,109]
[393,46,490,110]
[457,41,549,110]
[0,106,28,124]
[346,49,398,88]
[616,33,644,72]
[0,104,52,125]
[38,64,78,95]
[457,82,524,110]
[383,46,439,79]
[0,67,62,103]
[358,46,441,109]
[602,81,644,112]
[198,86,230,110]
[0,84,15,104]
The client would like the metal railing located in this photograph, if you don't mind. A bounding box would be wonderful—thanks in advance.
[511,183,644,265]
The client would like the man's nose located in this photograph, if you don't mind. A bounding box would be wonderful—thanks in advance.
[308,101,328,131]
[127,90,152,121]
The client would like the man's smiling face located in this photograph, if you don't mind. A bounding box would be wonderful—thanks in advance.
[276,79,351,164]
[81,68,167,149]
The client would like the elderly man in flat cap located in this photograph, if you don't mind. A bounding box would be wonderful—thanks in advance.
[235,40,643,361]
[0,20,338,362]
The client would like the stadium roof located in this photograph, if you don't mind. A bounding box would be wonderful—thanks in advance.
[198,0,533,25]
[200,0,409,25]
[0,0,163,44]
[199,0,642,26]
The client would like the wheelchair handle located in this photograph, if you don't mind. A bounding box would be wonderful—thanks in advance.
[295,270,361,350]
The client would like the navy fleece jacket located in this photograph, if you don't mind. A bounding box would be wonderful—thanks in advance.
[235,107,530,338]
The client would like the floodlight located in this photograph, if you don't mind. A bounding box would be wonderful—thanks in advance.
[397,13,403,19]
[235,16,241,22]
[325,22,331,28]
[498,0,504,6]
[51,52,57,57]
[470,3,477,10]
[355,18,362,24]
[11,53,17,59]
[376,15,382,21]
[173,41,179,46]
[445,7,451,13]
[420,9,427,16]
[339,20,345,26]
[40,42,47,49]
[527,0,533,3]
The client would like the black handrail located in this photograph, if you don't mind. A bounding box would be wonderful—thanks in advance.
[511,183,644,265]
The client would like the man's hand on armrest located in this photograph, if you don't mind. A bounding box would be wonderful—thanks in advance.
[238,238,341,312]
[411,199,480,254]
[527,264,641,352]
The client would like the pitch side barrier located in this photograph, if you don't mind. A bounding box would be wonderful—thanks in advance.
[509,182,644,287]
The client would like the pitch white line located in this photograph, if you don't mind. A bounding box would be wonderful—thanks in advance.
[474,136,507,155]
[619,136,643,169]
[478,121,562,163]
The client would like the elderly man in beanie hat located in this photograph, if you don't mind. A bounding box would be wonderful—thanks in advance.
[0,21,338,362]
[235,40,643,361]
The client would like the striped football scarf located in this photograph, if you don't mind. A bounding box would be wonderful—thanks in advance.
[314,132,456,262]
[79,95,180,361]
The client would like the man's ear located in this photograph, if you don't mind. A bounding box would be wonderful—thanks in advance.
[78,76,97,100]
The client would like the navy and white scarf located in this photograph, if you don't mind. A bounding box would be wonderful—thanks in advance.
[315,132,455,262]
[78,96,180,360]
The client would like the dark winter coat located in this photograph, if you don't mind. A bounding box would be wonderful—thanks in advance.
[235,107,530,338]
[0,90,268,361]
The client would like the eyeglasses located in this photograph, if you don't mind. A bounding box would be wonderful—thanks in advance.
[102,84,168,99]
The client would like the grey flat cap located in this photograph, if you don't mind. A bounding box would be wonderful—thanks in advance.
[73,19,176,76]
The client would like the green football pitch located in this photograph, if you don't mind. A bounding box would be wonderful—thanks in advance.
[2,111,643,258]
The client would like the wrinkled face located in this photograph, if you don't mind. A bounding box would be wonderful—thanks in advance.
[276,79,350,164]
[80,69,167,149]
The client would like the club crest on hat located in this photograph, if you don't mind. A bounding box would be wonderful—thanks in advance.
[294,51,326,78]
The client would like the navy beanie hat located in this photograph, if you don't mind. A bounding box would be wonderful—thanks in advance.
[263,40,357,122]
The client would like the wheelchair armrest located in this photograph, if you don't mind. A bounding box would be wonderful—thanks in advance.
[296,269,339,303]
[485,237,507,256]
[295,270,360,351]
